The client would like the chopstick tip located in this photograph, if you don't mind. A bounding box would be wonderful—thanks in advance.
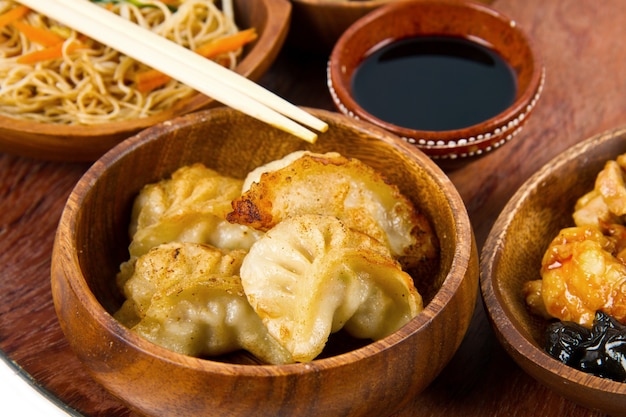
[302,132,318,144]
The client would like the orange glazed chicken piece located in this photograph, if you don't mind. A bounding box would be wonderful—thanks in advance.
[524,153,626,327]
[573,155,626,228]
[524,226,626,327]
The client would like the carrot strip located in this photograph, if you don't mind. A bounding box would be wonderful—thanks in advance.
[135,28,258,93]
[194,28,257,57]
[0,5,30,30]
[12,20,66,47]
[134,69,172,93]
[17,41,87,64]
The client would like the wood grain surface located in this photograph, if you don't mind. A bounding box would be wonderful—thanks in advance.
[1,0,625,415]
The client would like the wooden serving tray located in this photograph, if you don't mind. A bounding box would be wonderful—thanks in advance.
[1,0,625,415]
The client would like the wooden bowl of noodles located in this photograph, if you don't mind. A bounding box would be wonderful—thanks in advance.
[0,0,291,162]
[51,107,479,416]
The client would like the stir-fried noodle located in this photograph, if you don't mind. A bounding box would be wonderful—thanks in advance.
[0,0,241,124]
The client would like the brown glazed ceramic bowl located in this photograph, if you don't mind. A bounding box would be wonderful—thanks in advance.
[481,126,626,417]
[51,107,479,417]
[0,0,291,162]
[328,0,544,164]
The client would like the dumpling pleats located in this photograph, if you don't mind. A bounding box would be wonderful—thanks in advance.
[240,214,423,362]
[128,163,263,259]
[115,241,294,365]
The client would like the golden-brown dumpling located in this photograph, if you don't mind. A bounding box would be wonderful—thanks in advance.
[241,150,312,192]
[128,163,263,259]
[227,151,438,269]
[240,214,423,362]
[115,242,293,365]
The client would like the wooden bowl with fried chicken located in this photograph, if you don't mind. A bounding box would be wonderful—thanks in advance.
[481,125,626,417]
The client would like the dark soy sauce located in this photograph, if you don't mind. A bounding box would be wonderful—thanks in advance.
[351,36,517,131]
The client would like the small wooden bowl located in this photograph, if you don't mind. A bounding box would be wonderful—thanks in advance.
[288,0,395,54]
[328,0,545,165]
[51,107,479,417]
[481,126,626,417]
[0,0,291,162]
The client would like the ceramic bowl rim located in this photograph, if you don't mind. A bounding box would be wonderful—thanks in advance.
[327,0,545,159]
[291,0,394,7]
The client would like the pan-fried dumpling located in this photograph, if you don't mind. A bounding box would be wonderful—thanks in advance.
[241,150,313,192]
[227,151,438,269]
[240,214,423,362]
[114,241,293,365]
[128,163,263,259]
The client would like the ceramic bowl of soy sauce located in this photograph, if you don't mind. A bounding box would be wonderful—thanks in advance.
[328,0,545,166]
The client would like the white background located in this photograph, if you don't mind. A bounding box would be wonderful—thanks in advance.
[0,356,70,416]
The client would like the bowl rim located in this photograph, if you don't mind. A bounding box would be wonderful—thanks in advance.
[55,106,476,376]
[328,0,545,156]
[0,0,291,138]
[480,125,626,395]
[291,0,394,7]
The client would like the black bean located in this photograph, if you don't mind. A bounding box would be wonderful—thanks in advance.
[545,311,626,383]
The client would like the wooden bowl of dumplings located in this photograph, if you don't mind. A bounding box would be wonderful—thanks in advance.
[51,107,479,417]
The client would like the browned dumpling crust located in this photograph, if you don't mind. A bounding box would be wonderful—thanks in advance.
[227,151,438,270]
[115,241,294,365]
[115,151,439,363]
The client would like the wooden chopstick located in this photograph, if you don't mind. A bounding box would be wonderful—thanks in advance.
[15,0,328,143]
